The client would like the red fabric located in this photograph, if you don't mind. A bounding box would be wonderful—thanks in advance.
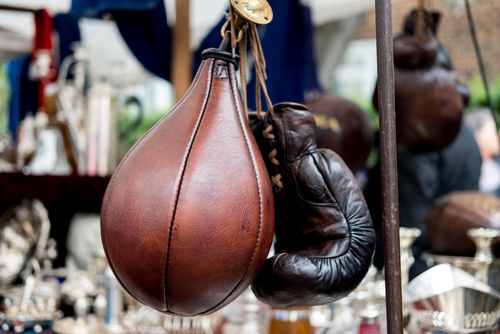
[32,9,56,113]
[34,9,53,51]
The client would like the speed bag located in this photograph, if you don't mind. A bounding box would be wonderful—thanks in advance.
[100,46,275,316]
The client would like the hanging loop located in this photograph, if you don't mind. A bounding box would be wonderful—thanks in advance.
[220,18,247,42]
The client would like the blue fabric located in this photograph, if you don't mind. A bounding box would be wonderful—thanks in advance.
[8,57,39,140]
[70,0,157,18]
[113,1,171,81]
[194,17,226,74]
[54,13,81,79]
[194,0,321,108]
[71,0,171,81]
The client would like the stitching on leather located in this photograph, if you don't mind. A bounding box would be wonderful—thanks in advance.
[164,59,216,312]
[201,62,264,315]
[101,60,210,313]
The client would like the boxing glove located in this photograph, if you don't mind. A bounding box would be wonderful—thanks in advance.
[250,103,376,308]
[373,9,465,153]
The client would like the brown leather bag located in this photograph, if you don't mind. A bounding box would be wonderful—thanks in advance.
[427,191,500,257]
[303,95,374,173]
[100,39,275,316]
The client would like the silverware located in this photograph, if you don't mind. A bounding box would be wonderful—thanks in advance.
[404,264,500,333]
[400,227,421,286]
[467,228,500,284]
[0,200,51,288]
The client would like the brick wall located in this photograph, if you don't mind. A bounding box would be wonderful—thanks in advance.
[354,0,500,83]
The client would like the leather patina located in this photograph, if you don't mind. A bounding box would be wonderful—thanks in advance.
[373,10,468,153]
[101,44,275,316]
[249,103,376,308]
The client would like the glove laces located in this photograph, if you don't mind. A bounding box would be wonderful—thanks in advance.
[225,7,282,188]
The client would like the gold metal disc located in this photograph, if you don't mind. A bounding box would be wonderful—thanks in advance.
[230,0,273,25]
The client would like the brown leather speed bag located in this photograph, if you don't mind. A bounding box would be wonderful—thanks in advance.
[101,43,275,316]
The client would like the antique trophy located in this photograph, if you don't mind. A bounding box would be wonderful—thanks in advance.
[0,200,61,333]
[424,228,500,292]
[400,227,422,286]
[467,228,500,284]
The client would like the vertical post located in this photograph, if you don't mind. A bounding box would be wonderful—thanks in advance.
[172,0,192,102]
[374,0,403,334]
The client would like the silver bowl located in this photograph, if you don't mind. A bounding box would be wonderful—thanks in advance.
[0,200,51,288]
[404,264,500,333]
[422,252,500,292]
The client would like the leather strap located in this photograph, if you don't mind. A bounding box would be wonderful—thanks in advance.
[202,49,240,70]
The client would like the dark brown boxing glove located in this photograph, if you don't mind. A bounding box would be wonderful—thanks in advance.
[249,103,375,308]
[394,10,440,68]
[373,10,465,153]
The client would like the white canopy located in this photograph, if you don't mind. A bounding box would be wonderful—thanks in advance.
[0,0,398,84]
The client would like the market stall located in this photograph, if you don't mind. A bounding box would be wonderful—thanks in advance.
[0,0,500,333]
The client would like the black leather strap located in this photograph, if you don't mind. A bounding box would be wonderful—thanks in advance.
[202,48,240,71]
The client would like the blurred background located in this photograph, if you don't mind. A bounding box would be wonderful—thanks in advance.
[0,0,499,333]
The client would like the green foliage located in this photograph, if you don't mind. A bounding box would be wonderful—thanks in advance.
[345,94,379,131]
[466,75,500,113]
[0,63,9,132]
[118,108,169,153]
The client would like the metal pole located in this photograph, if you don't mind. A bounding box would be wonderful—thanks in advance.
[374,0,403,333]
[464,0,499,130]
[0,5,39,13]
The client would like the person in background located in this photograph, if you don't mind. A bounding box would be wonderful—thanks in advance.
[364,122,482,279]
[465,109,500,196]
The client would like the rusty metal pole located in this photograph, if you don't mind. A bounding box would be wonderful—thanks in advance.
[0,5,39,12]
[374,0,403,333]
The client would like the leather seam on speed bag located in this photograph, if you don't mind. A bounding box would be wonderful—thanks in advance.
[200,62,264,316]
[101,60,213,313]
[164,59,216,313]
